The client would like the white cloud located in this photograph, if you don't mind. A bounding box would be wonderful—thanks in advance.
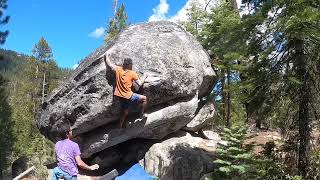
[72,63,79,70]
[148,0,170,22]
[89,27,105,39]
[170,0,218,22]
[169,1,190,22]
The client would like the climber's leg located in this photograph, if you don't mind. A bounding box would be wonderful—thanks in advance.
[119,98,130,128]
[139,95,147,114]
[131,93,147,117]
[119,108,129,128]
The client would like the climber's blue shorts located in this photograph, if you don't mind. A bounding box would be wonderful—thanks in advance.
[119,93,141,109]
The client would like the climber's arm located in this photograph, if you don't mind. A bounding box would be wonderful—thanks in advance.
[75,155,99,171]
[135,73,148,86]
[103,52,116,71]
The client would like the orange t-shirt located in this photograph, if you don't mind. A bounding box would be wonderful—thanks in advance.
[114,66,139,99]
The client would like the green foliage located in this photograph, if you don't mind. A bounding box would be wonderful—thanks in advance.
[105,3,128,43]
[259,159,303,180]
[242,0,320,176]
[7,56,54,178]
[255,140,302,180]
[183,2,250,127]
[244,0,320,121]
[184,0,320,176]
[0,49,28,73]
[0,74,14,179]
[212,126,259,179]
[180,2,208,36]
[0,48,69,178]
[0,0,9,44]
[211,127,303,180]
[199,3,245,64]
[32,37,52,62]
[308,150,320,179]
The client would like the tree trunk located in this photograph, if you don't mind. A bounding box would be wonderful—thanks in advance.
[221,74,227,125]
[227,0,238,10]
[204,0,213,11]
[245,102,249,123]
[230,0,238,10]
[226,69,231,127]
[33,65,39,113]
[41,73,46,104]
[298,84,310,178]
[0,155,2,180]
[256,118,262,129]
[35,65,38,79]
[295,39,311,178]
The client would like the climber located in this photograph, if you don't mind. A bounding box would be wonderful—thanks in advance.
[102,51,148,128]
[52,124,99,180]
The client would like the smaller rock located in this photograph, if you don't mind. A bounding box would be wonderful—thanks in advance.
[200,172,214,180]
[200,130,221,141]
[140,131,221,180]
[183,100,215,132]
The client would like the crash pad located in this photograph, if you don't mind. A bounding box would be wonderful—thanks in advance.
[115,163,156,180]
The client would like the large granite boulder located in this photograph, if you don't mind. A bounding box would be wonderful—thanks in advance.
[37,21,216,157]
[140,131,220,180]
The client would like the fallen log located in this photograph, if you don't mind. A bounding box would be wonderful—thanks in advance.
[12,166,35,180]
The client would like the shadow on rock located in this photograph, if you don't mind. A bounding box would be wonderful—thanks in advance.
[80,138,158,177]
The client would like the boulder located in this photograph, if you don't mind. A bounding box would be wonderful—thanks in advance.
[200,130,221,141]
[183,99,215,132]
[37,21,216,158]
[80,95,199,157]
[140,131,220,180]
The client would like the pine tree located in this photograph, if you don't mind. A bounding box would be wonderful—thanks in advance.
[195,2,248,127]
[32,37,53,104]
[104,3,128,43]
[0,0,9,44]
[32,37,52,63]
[181,1,208,37]
[211,126,260,179]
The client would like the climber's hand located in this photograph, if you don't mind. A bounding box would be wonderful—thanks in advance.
[143,73,149,80]
[90,164,99,171]
[106,51,112,58]
[103,51,115,71]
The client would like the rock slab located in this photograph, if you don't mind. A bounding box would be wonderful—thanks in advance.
[37,21,216,158]
[140,131,220,180]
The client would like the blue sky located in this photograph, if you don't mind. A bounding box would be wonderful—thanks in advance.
[1,0,189,68]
